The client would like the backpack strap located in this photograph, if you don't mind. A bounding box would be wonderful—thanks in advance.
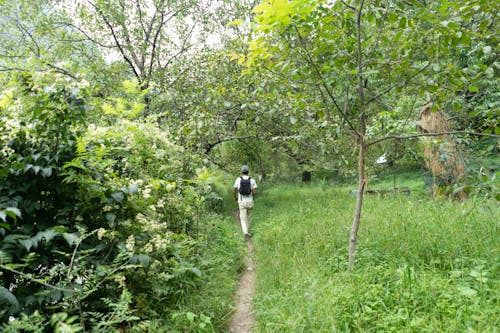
[238,176,243,201]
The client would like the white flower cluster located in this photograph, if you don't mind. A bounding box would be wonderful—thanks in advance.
[97,228,107,240]
[1,145,14,158]
[150,233,171,251]
[130,179,144,187]
[142,185,152,200]
[134,211,169,235]
[143,243,153,253]
[156,199,165,208]
[86,124,109,138]
[125,235,135,252]
[0,117,21,157]
[114,274,126,288]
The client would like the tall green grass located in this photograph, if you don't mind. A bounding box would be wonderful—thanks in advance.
[251,182,499,332]
[160,215,245,332]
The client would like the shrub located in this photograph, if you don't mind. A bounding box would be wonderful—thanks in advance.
[0,75,233,331]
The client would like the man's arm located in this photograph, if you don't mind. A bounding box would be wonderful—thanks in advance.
[252,179,257,197]
[233,187,238,201]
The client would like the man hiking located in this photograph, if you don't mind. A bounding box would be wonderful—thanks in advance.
[233,165,257,240]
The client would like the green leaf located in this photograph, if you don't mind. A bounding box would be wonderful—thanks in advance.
[63,233,80,246]
[185,311,196,322]
[0,250,13,264]
[19,238,36,251]
[41,167,53,177]
[200,314,211,324]
[227,19,245,27]
[131,254,150,266]
[470,270,488,283]
[458,286,478,297]
[35,229,58,244]
[106,213,116,223]
[0,222,11,231]
[4,207,22,219]
[0,286,19,312]
[468,85,479,93]
[111,192,124,203]
[191,267,202,277]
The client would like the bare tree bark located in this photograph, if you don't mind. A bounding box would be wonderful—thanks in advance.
[349,139,366,269]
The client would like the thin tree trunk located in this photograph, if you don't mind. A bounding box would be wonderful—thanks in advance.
[349,0,366,270]
[349,140,366,270]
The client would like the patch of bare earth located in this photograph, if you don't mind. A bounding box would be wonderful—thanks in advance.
[228,210,256,333]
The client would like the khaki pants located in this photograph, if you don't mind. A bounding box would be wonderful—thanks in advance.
[238,201,254,235]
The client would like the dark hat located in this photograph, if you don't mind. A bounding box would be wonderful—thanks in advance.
[241,165,249,173]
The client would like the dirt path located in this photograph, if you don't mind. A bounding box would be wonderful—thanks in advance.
[228,211,256,333]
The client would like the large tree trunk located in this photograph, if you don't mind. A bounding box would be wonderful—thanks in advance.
[349,140,366,270]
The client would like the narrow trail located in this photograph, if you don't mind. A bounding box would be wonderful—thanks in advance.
[228,210,256,333]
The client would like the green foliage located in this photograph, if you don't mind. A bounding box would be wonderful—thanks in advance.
[241,0,499,183]
[0,74,243,331]
[252,182,499,332]
[0,74,90,321]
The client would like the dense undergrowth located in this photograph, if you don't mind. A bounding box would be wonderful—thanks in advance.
[0,76,245,332]
[251,175,499,332]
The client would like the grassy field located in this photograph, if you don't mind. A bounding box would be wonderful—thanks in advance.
[250,176,499,332]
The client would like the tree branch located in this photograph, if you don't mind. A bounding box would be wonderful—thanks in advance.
[136,0,148,36]
[292,25,362,138]
[0,264,73,293]
[161,23,195,70]
[341,0,356,11]
[52,21,116,48]
[0,65,47,73]
[367,131,500,147]
[85,0,142,82]
[146,7,166,88]
[45,63,78,80]
[204,135,257,153]
[15,19,41,57]
[365,62,431,105]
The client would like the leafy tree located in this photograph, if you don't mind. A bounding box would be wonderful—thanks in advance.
[0,0,102,78]
[242,0,499,268]
[56,0,235,90]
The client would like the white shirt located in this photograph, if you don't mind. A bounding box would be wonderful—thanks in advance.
[234,175,257,203]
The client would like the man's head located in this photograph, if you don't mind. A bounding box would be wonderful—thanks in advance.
[241,165,249,174]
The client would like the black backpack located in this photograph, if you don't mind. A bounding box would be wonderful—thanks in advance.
[239,177,252,195]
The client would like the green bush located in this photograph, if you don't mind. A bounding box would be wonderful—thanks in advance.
[0,75,241,331]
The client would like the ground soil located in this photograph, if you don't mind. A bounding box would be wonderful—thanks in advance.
[228,210,256,333]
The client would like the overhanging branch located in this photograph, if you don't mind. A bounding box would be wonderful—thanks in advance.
[204,134,257,153]
[367,131,500,147]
